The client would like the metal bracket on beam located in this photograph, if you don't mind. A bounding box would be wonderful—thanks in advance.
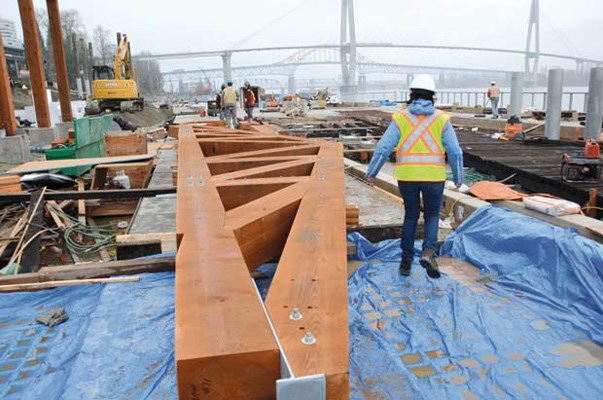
[251,279,327,400]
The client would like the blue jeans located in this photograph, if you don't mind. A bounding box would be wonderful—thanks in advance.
[490,98,499,118]
[398,181,445,261]
[224,105,238,128]
[245,107,254,120]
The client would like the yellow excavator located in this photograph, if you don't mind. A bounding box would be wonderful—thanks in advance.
[87,32,144,114]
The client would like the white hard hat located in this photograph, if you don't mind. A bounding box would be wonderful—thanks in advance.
[491,81,496,85]
[410,74,436,93]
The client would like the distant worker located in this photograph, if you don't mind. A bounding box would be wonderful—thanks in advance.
[216,83,226,121]
[244,82,256,121]
[365,74,464,279]
[222,80,239,129]
[487,81,501,119]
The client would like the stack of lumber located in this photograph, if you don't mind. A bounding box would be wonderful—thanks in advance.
[104,130,148,157]
[0,176,22,193]
[346,203,360,228]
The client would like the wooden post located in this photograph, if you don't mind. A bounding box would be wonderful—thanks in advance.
[46,0,72,122]
[588,188,598,218]
[0,33,17,136]
[17,0,51,128]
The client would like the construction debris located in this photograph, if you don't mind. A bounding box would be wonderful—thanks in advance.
[36,307,68,327]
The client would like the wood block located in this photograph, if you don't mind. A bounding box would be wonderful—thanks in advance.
[168,124,179,138]
[116,232,177,253]
[105,130,148,157]
[103,160,154,189]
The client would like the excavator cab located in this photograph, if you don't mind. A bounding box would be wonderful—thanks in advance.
[92,66,115,81]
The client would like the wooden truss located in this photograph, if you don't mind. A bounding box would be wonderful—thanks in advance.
[175,123,349,399]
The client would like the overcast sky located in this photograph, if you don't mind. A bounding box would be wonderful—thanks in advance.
[2,0,602,76]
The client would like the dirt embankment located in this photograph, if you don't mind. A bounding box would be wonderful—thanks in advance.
[113,105,174,128]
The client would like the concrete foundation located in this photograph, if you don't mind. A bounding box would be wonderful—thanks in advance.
[55,122,74,140]
[0,135,31,164]
[24,127,58,147]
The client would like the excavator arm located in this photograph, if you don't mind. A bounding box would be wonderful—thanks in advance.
[113,33,136,81]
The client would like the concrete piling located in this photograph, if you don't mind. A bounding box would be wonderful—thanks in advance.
[584,67,603,141]
[545,68,564,140]
[509,72,525,117]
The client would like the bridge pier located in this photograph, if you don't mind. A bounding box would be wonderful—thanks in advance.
[288,74,296,94]
[545,68,564,140]
[358,74,367,91]
[584,67,603,141]
[221,52,232,83]
[509,72,525,117]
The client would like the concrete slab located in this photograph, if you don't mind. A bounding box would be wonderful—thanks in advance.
[55,122,74,140]
[24,127,58,147]
[0,135,31,164]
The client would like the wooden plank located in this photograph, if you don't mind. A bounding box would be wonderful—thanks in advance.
[199,139,302,157]
[0,276,139,292]
[19,190,45,273]
[207,155,316,175]
[0,33,17,135]
[104,130,148,157]
[36,256,174,281]
[0,188,175,204]
[175,126,279,399]
[17,0,50,127]
[207,144,321,161]
[46,0,72,122]
[8,154,155,175]
[211,159,315,182]
[78,178,86,225]
[86,199,138,217]
[265,142,350,398]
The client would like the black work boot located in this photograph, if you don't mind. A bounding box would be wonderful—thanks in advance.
[399,258,412,276]
[420,248,441,279]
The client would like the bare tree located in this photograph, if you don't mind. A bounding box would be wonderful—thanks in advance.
[92,25,115,66]
[136,51,163,95]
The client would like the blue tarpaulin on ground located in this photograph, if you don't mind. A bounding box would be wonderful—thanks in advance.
[2,206,603,399]
[348,206,603,399]
[0,272,176,400]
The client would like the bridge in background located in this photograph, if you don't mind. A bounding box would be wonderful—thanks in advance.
[145,0,602,95]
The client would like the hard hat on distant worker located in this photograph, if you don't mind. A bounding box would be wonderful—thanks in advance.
[491,81,496,85]
[221,83,226,90]
[245,81,251,88]
[409,74,436,93]
[227,80,233,86]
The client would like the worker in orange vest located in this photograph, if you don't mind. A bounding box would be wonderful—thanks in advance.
[244,82,256,121]
[365,74,464,278]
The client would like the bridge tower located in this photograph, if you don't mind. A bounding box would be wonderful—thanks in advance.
[340,0,357,96]
[525,0,540,85]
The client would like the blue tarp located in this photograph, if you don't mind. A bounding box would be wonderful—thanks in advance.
[2,206,603,399]
[348,206,603,399]
[0,272,176,399]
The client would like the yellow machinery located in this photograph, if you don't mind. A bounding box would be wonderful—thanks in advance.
[89,32,143,113]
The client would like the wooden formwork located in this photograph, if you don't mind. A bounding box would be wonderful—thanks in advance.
[175,123,349,399]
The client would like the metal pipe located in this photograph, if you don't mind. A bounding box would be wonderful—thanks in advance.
[584,67,603,141]
[510,72,525,117]
[545,68,563,140]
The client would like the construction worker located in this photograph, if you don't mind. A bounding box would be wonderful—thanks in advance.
[216,83,226,121]
[487,81,501,119]
[222,80,239,129]
[365,74,464,279]
[244,82,256,121]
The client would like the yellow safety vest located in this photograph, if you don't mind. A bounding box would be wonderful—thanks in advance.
[392,109,450,182]
[223,87,237,105]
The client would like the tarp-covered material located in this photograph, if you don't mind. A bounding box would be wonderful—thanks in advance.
[0,272,176,399]
[348,206,603,399]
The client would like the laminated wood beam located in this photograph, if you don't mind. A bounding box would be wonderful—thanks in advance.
[211,159,315,182]
[226,182,309,270]
[265,142,350,399]
[175,126,279,400]
[216,179,306,211]
[199,140,301,157]
[207,144,321,161]
[207,156,317,175]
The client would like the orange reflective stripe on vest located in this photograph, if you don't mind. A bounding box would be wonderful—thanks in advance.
[392,109,449,182]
